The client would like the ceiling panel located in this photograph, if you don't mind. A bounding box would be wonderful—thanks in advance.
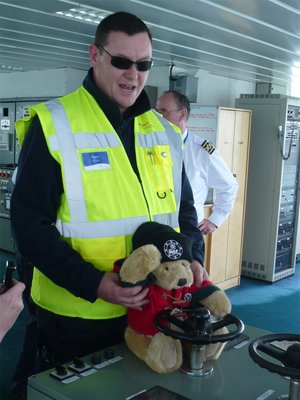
[0,0,299,89]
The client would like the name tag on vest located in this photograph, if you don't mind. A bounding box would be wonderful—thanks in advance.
[82,152,110,170]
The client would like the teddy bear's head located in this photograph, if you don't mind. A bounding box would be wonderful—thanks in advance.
[119,221,194,290]
[152,259,193,290]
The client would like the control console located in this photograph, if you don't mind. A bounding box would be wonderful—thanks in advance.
[27,326,290,400]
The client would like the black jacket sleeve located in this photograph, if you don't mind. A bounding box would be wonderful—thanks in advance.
[179,163,205,265]
[10,117,103,303]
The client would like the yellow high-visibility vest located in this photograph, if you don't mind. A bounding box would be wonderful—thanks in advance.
[15,86,183,319]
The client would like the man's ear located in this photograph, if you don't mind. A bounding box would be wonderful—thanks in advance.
[179,107,188,123]
[89,44,99,67]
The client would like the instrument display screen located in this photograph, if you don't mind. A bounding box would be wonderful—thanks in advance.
[129,385,190,400]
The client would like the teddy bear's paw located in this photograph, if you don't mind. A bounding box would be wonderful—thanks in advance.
[145,332,182,373]
[203,327,229,360]
[200,290,232,318]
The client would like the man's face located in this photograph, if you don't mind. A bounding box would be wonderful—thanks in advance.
[89,30,152,114]
[156,92,182,127]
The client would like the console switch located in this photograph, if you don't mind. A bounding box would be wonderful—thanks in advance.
[50,365,75,381]
[68,358,92,373]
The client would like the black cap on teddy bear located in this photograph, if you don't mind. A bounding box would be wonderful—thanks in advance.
[132,221,193,263]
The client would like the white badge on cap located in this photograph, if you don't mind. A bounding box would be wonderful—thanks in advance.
[163,239,183,260]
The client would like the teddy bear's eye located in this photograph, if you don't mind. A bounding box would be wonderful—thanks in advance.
[165,266,169,271]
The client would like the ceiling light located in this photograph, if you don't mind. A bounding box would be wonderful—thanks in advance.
[1,64,23,71]
[56,6,108,25]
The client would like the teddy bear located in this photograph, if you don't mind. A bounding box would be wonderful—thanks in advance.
[118,221,232,374]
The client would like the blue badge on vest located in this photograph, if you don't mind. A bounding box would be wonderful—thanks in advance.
[82,152,110,170]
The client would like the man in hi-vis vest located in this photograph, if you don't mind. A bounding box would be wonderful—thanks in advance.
[10,11,206,398]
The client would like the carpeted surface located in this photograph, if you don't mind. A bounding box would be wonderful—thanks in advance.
[226,266,300,333]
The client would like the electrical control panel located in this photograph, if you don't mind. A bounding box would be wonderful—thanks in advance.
[15,101,41,163]
[0,103,16,166]
[0,98,48,251]
[0,99,48,167]
[236,95,300,282]
[0,167,15,252]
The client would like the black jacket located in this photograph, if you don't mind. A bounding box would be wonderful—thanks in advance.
[10,68,204,303]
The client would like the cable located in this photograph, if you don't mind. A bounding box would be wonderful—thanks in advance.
[277,124,293,161]
[169,63,176,81]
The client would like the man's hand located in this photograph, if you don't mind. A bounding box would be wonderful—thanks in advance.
[190,260,210,287]
[97,272,149,310]
[198,218,217,235]
[0,280,25,343]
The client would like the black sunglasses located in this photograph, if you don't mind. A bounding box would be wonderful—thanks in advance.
[96,45,153,72]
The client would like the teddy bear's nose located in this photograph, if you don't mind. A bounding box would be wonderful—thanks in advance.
[177,278,187,287]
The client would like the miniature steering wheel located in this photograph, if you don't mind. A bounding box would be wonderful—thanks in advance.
[154,306,244,344]
[249,334,300,380]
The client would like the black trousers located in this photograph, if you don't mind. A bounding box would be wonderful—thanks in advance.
[36,307,127,364]
[11,307,127,399]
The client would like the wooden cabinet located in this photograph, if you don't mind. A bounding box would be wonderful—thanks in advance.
[202,108,251,290]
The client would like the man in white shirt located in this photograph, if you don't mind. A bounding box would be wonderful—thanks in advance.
[156,90,238,234]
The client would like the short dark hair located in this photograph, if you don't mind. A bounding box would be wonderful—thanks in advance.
[163,90,191,119]
[95,11,152,47]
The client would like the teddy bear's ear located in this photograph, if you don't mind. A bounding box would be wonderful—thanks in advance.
[119,244,161,286]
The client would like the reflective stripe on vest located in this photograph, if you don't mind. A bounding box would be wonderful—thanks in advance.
[154,112,182,213]
[46,99,87,222]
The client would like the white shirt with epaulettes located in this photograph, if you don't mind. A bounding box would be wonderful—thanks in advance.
[182,130,238,228]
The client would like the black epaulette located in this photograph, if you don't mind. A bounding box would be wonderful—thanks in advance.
[201,140,215,154]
